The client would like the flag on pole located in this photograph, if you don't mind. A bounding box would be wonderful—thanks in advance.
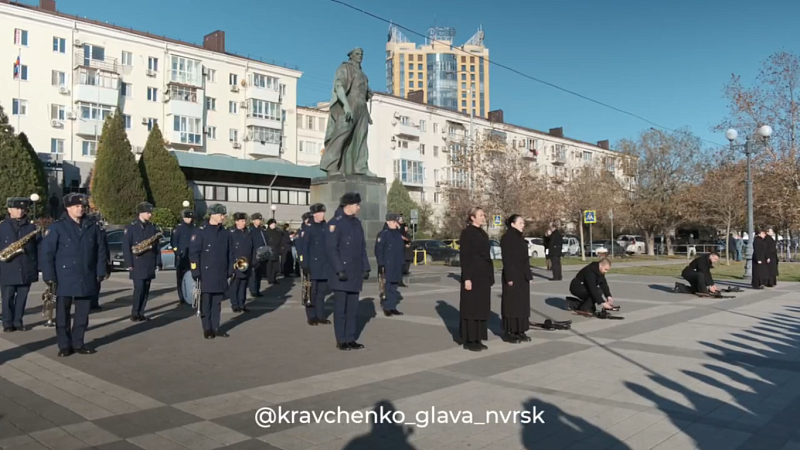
[13,55,20,79]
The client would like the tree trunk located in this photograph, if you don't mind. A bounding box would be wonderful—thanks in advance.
[645,231,655,256]
[725,222,731,265]
[667,233,674,256]
[579,219,586,261]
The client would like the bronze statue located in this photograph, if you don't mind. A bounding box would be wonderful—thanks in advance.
[320,48,375,176]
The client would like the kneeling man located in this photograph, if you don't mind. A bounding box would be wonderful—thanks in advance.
[681,252,719,295]
[568,258,614,314]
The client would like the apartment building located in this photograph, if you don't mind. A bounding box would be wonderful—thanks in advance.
[0,0,317,221]
[295,104,328,167]
[386,25,490,118]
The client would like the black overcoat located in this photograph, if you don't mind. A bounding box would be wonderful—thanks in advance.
[500,227,532,320]
[765,235,779,280]
[459,225,494,320]
[752,236,769,282]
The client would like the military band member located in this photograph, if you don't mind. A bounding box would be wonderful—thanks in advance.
[298,204,331,326]
[326,193,370,350]
[229,212,255,313]
[265,219,283,284]
[87,210,107,311]
[248,213,266,297]
[0,197,39,332]
[189,204,230,339]
[122,202,162,322]
[40,193,106,356]
[375,213,405,317]
[171,209,195,305]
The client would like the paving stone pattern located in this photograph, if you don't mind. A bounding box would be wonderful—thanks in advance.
[1,265,800,450]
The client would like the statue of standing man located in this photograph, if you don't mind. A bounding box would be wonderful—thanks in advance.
[320,48,376,177]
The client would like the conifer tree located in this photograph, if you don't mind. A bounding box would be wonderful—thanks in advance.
[387,178,417,220]
[91,110,146,224]
[139,123,193,216]
[0,107,47,218]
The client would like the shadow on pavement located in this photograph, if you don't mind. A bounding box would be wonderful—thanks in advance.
[342,400,415,449]
[521,398,631,449]
[218,275,296,334]
[434,300,460,344]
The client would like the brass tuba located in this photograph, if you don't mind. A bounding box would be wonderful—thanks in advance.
[41,281,56,327]
[233,257,249,272]
[132,232,163,256]
[0,224,42,262]
[301,270,312,307]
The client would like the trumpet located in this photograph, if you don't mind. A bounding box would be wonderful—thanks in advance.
[233,257,249,272]
[41,281,56,327]
[301,269,312,307]
[192,279,201,317]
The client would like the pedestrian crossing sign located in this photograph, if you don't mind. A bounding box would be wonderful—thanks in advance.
[584,210,597,224]
[494,215,502,226]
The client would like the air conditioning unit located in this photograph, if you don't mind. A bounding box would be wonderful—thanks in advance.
[242,135,250,142]
[50,119,63,127]
[65,112,76,120]
[239,101,247,108]
[74,39,82,46]
[146,69,156,77]
[58,86,70,95]
[393,112,400,119]
[441,147,450,153]
[232,142,241,149]
[141,118,149,125]
[230,85,239,93]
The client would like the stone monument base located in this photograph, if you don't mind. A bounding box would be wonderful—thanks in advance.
[310,174,387,261]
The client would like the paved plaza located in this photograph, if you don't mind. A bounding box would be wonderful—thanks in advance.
[1,264,800,450]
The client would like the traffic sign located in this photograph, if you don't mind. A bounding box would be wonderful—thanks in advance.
[494,215,502,226]
[410,209,418,220]
[584,210,597,224]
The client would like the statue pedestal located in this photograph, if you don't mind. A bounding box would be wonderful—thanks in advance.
[311,174,387,258]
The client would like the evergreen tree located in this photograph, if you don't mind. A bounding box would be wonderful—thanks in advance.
[17,132,49,206]
[0,106,47,219]
[387,179,417,220]
[139,124,193,216]
[91,110,147,224]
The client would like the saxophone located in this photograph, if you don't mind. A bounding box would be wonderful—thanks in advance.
[0,225,41,262]
[41,281,56,327]
[132,232,163,256]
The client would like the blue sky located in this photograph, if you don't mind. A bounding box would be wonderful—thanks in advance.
[24,0,800,148]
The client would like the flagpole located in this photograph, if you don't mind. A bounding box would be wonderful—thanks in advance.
[16,48,21,131]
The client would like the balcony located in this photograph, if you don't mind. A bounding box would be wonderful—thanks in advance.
[76,118,104,137]
[394,121,420,139]
[521,148,538,161]
[73,68,120,106]
[245,140,280,158]
[166,86,204,119]
[167,129,204,148]
[74,50,120,74]
[551,150,567,166]
[245,85,280,103]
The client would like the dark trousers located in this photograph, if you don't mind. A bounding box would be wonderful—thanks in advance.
[568,284,598,313]
[382,282,399,311]
[56,296,90,351]
[266,260,279,283]
[200,293,223,331]
[282,252,294,277]
[306,280,327,320]
[90,280,100,308]
[683,272,708,294]
[176,266,188,303]
[131,279,152,317]
[551,257,562,280]
[1,284,30,328]
[229,278,248,309]
[402,261,411,275]
[249,264,265,295]
[333,291,359,344]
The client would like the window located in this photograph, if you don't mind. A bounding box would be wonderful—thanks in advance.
[252,73,279,90]
[247,126,281,144]
[207,126,216,139]
[121,51,133,66]
[300,141,320,154]
[418,64,423,70]
[393,160,424,184]
[433,123,439,133]
[229,73,238,86]
[78,102,113,121]
[470,65,475,72]
[229,129,239,142]
[318,117,325,131]
[583,151,593,162]
[52,37,65,53]
[146,118,158,131]
[417,81,423,88]
[206,68,216,82]
[250,100,281,121]
[229,101,238,114]
[419,120,426,132]
[409,72,414,80]
[420,144,425,155]
[83,45,105,63]
[399,115,409,126]
[147,87,158,102]
[50,138,64,154]
[51,70,66,86]
[434,192,440,204]
[14,29,28,46]
[461,65,466,72]
[173,116,203,144]
[470,57,475,63]
[398,140,409,149]
[206,97,216,111]
[170,55,201,85]
[170,85,197,102]
[123,114,131,129]
[408,64,413,70]
[227,187,238,202]
[15,65,28,81]
[461,74,466,81]
[471,74,475,81]
[148,57,158,71]
[50,104,65,120]
[82,140,98,157]
[433,169,439,182]
[77,68,117,89]
[280,84,286,96]
[433,146,439,157]
[408,81,413,88]
[11,99,27,116]
[462,91,467,98]
[121,82,132,97]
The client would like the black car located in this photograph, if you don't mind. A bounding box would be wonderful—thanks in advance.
[411,239,460,264]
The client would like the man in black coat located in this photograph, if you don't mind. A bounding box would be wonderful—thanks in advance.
[281,223,294,277]
[229,212,256,313]
[189,204,230,339]
[568,259,614,313]
[752,229,769,289]
[86,211,108,311]
[0,197,39,332]
[681,252,719,294]
[265,219,283,285]
[398,215,413,279]
[298,205,331,326]
[170,209,195,305]
[548,225,564,281]
[248,213,267,296]
[122,202,162,322]
[765,228,778,287]
[375,213,405,317]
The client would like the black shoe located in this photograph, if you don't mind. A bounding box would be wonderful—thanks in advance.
[58,349,74,357]
[464,342,481,352]
[13,325,24,332]
[241,307,250,313]
[44,320,55,328]
[308,319,318,326]
[399,282,408,287]
[75,347,97,355]
[90,305,102,311]
[348,342,365,350]
[232,308,241,313]
[130,315,140,322]
[138,316,150,322]
[518,333,532,342]
[478,342,488,350]
[317,319,331,325]
[337,343,351,351]
[251,292,263,298]
[503,333,520,344]
[204,331,215,339]
[391,310,404,316]
[384,310,393,317]
[214,329,229,338]
[3,327,14,333]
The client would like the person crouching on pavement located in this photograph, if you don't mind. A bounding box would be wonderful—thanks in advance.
[681,252,719,295]
[567,258,614,314]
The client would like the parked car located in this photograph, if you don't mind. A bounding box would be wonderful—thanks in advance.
[524,237,545,258]
[489,239,502,260]
[562,236,581,256]
[442,239,460,250]
[107,230,176,271]
[617,235,646,254]
[411,240,460,264]
[585,240,626,257]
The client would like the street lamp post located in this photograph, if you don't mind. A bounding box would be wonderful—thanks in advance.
[29,193,40,220]
[270,204,277,220]
[726,125,772,279]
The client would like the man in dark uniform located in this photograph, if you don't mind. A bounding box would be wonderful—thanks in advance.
[681,252,719,295]
[567,259,614,314]
[248,213,267,297]
[548,225,564,281]
[122,202,162,322]
[326,193,370,351]
[398,215,413,282]
[170,209,195,305]
[281,223,294,277]
[40,193,106,356]
[295,212,310,278]
[189,204,230,339]
[375,213,405,317]
[752,229,769,289]
[86,209,107,311]
[298,205,331,326]
[0,197,39,332]
[766,228,778,287]
[229,212,255,313]
[265,219,283,284]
